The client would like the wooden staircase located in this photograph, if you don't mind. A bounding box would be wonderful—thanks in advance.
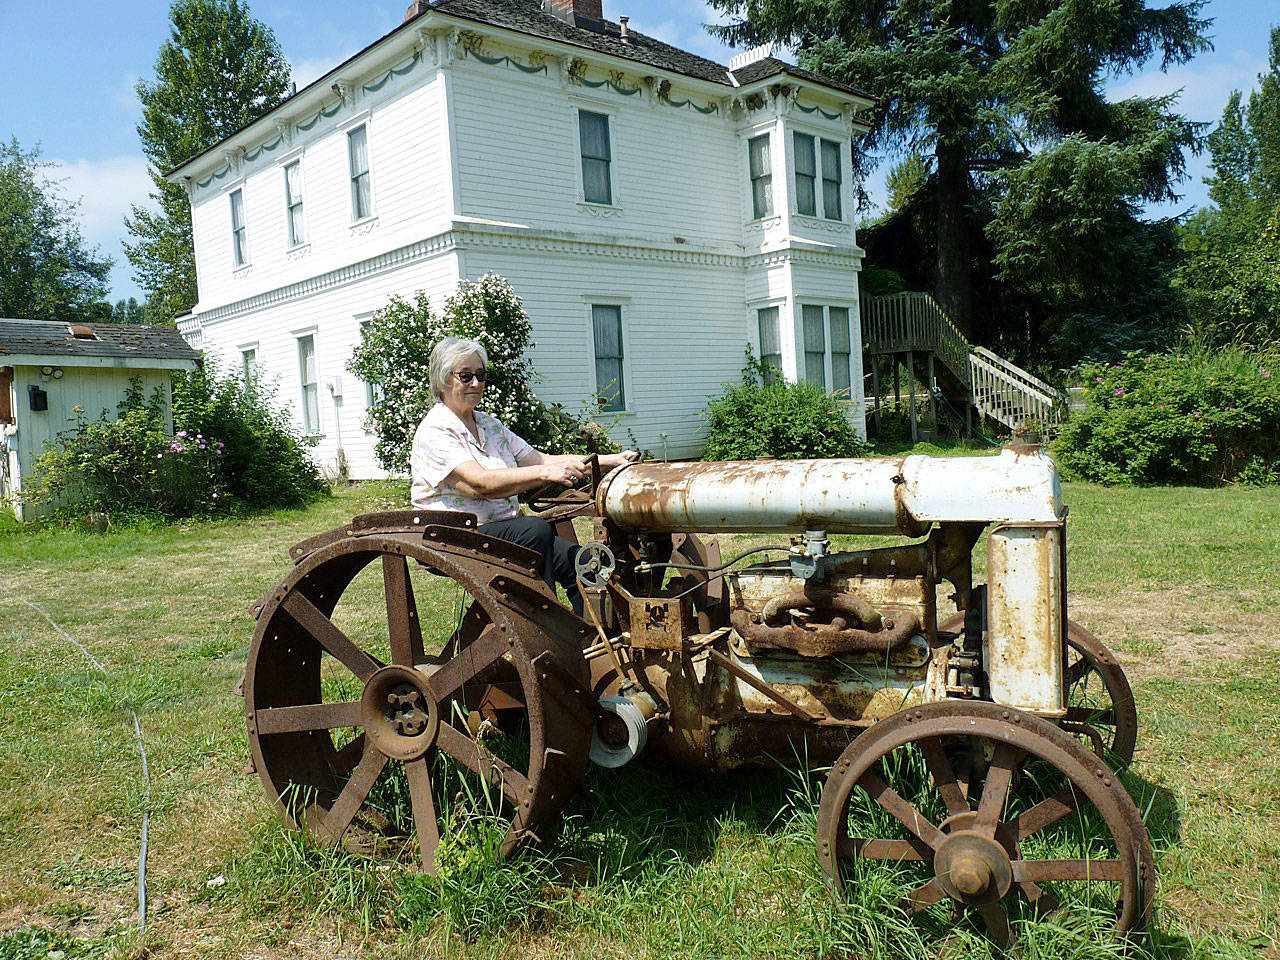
[860,292,1066,439]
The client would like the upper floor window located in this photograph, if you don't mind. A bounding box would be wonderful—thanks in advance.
[297,334,319,434]
[821,140,843,220]
[284,161,305,246]
[579,111,612,205]
[794,133,844,221]
[748,134,773,219]
[757,306,781,382]
[230,189,248,266]
[348,125,372,221]
[592,304,625,411]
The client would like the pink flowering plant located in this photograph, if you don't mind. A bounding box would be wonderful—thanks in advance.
[1054,346,1280,484]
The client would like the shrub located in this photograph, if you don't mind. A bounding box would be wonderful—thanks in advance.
[171,363,327,508]
[25,388,225,519]
[348,274,617,472]
[704,353,869,460]
[26,368,326,521]
[1053,346,1280,485]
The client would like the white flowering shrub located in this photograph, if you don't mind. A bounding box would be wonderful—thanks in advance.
[348,274,617,472]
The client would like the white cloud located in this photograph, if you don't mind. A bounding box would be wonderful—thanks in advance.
[1108,50,1267,123]
[290,55,348,90]
[46,155,155,302]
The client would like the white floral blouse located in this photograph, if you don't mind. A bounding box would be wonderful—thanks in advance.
[409,403,534,523]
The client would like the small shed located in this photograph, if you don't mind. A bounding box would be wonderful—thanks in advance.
[0,319,201,519]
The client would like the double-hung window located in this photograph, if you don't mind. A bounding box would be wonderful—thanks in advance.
[241,347,257,382]
[297,334,319,434]
[829,307,852,394]
[794,134,844,220]
[284,161,305,245]
[821,140,843,220]
[579,111,612,205]
[802,305,826,388]
[748,134,773,219]
[591,305,625,411]
[348,125,372,221]
[757,306,782,382]
[230,189,248,266]
[793,133,817,217]
[358,319,382,426]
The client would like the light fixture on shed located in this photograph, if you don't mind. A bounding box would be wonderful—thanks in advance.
[52,368,64,380]
[41,365,53,376]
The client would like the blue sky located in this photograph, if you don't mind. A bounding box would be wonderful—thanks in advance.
[0,0,1270,303]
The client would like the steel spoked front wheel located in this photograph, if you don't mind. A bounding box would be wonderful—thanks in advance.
[817,701,1155,948]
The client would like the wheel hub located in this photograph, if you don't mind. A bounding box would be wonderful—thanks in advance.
[360,665,440,760]
[933,813,1016,903]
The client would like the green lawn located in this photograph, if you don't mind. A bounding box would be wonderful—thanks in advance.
[0,478,1277,959]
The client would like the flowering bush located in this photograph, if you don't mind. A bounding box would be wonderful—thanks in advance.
[26,397,226,519]
[348,274,617,472]
[1053,346,1280,485]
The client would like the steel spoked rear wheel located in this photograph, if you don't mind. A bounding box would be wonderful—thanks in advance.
[244,533,592,872]
[817,701,1155,948]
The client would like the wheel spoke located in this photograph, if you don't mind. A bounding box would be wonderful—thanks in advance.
[974,742,1018,835]
[1018,881,1061,916]
[858,769,946,849]
[383,554,424,667]
[436,720,530,801]
[979,901,1012,948]
[1010,785,1080,842]
[920,737,970,817]
[283,592,380,681]
[901,878,948,914]
[841,836,931,862]
[257,700,361,734]
[427,625,510,702]
[1066,655,1092,686]
[328,734,366,778]
[1012,858,1126,883]
[318,742,388,843]
[404,757,441,874]
[1064,705,1116,726]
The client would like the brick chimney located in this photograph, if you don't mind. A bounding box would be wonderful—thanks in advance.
[542,0,603,26]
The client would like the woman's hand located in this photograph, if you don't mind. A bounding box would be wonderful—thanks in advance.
[541,458,589,487]
[600,450,641,469]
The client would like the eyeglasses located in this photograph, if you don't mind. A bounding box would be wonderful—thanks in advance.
[453,369,487,385]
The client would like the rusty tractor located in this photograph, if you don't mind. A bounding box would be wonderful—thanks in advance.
[244,442,1150,947]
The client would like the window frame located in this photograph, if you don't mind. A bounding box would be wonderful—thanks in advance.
[747,133,774,220]
[796,303,857,395]
[575,105,616,207]
[229,188,249,267]
[587,302,628,413]
[240,345,258,383]
[283,159,306,247]
[346,123,375,223]
[792,132,817,218]
[820,139,843,221]
[756,305,783,382]
[357,316,382,432]
[295,331,321,436]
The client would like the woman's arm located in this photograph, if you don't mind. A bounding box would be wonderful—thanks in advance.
[446,457,585,500]
[519,449,640,470]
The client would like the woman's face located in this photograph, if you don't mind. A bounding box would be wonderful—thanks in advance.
[443,352,486,413]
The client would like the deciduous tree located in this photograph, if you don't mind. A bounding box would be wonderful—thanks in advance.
[0,138,112,323]
[124,0,290,323]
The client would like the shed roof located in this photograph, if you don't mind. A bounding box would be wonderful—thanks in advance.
[0,319,201,366]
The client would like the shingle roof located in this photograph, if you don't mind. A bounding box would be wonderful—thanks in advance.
[0,319,201,363]
[423,0,735,85]
[729,56,874,100]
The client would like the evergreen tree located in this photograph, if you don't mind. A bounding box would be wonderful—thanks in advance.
[708,0,1207,357]
[111,297,151,324]
[124,0,290,323]
[0,138,113,323]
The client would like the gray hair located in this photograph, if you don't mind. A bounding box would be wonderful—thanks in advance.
[429,336,489,401]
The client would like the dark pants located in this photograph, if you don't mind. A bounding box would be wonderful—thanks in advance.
[478,516,582,614]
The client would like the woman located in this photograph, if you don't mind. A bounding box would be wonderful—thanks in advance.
[410,336,638,613]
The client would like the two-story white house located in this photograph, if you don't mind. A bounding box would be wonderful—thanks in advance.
[169,0,875,477]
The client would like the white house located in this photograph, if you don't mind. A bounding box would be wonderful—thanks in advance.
[0,319,201,519]
[169,0,876,477]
